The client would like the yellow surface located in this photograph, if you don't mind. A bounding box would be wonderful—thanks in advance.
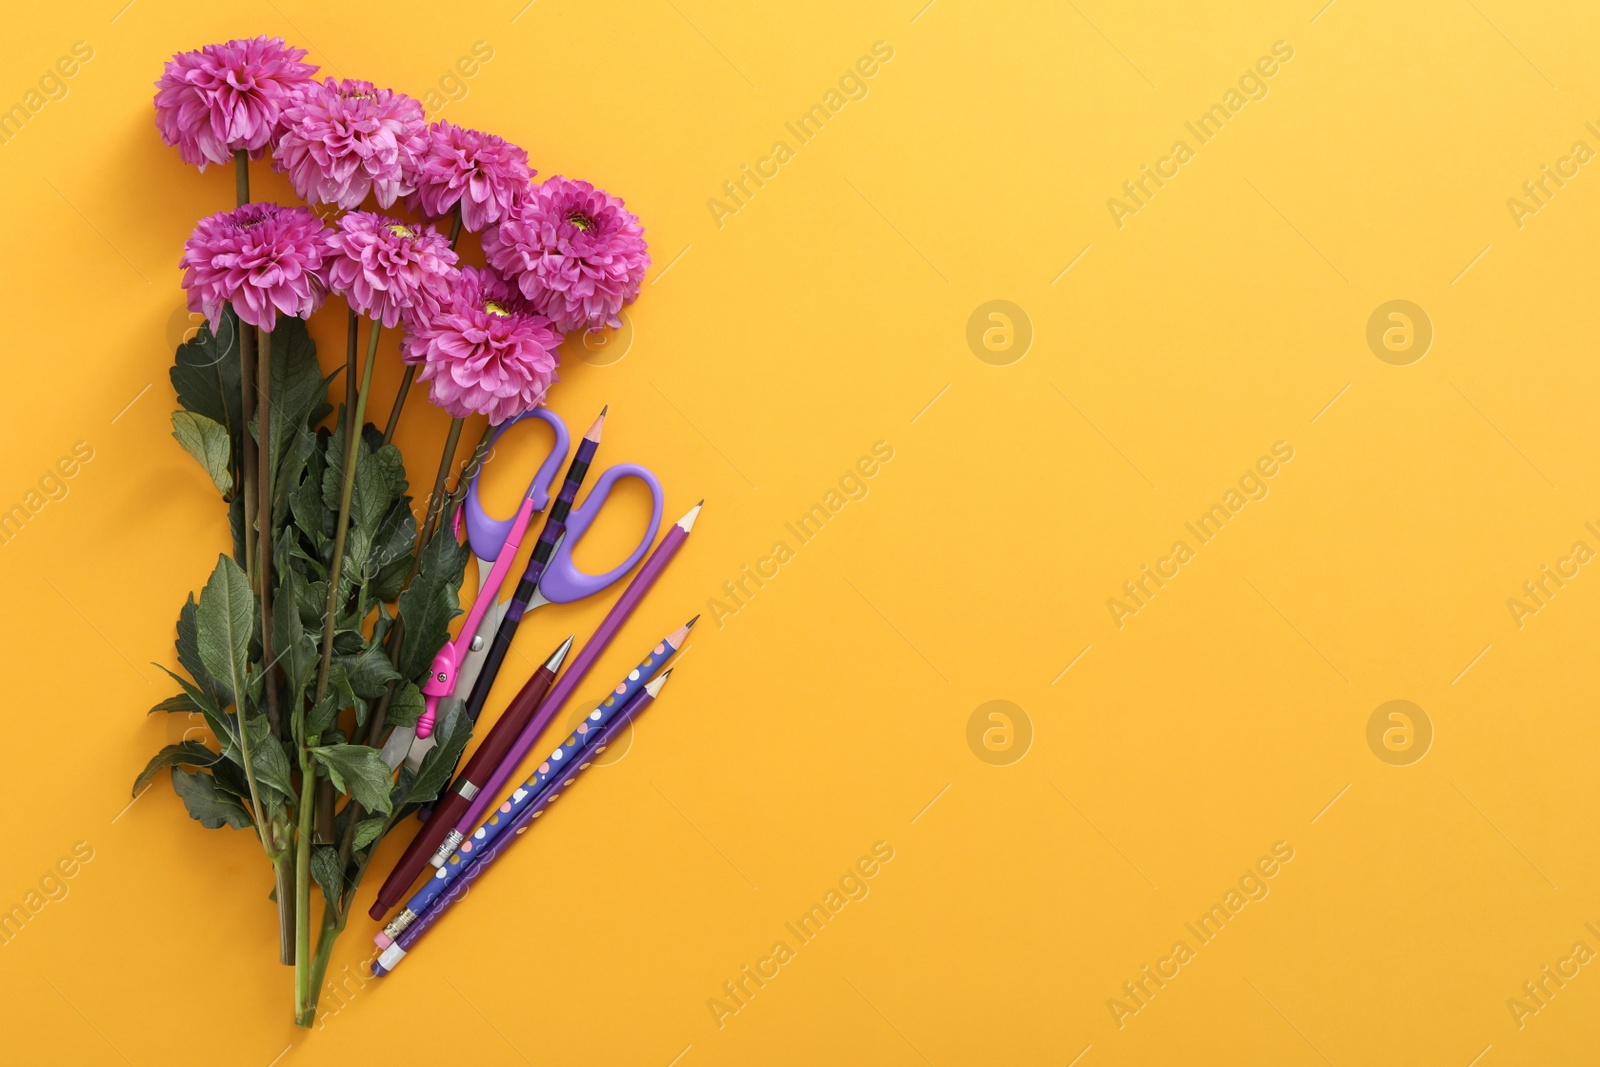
[1,1,1598,1063]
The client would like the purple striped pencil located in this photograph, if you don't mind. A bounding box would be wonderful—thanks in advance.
[372,670,672,975]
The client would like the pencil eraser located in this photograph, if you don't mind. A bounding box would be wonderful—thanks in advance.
[374,932,393,949]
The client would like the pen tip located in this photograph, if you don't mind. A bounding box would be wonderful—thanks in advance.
[546,635,575,670]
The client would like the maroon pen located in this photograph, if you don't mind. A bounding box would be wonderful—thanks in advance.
[369,635,572,919]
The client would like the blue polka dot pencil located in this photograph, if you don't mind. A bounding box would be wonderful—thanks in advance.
[371,669,673,975]
[373,619,693,948]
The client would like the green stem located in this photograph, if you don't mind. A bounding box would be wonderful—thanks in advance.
[449,205,462,247]
[235,149,249,206]
[272,849,296,966]
[296,895,344,1029]
[312,320,381,706]
[381,365,415,446]
[257,324,279,737]
[292,749,317,1024]
[237,314,258,588]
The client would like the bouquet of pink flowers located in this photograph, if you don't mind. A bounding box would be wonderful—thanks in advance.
[135,36,650,1026]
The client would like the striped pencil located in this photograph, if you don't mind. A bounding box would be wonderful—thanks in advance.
[375,623,691,945]
[428,615,696,869]
[372,670,673,973]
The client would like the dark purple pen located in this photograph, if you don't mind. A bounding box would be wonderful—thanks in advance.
[457,406,605,727]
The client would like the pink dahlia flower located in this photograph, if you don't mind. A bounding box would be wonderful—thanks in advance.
[327,213,458,329]
[154,37,317,170]
[181,203,332,333]
[482,176,650,333]
[409,267,561,424]
[274,78,427,209]
[404,121,531,233]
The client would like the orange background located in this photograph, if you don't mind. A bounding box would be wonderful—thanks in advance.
[3,1,1600,1064]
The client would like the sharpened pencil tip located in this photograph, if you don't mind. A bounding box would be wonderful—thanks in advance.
[678,501,703,531]
[584,407,607,440]
[645,670,672,696]
[688,614,701,628]
[601,404,609,416]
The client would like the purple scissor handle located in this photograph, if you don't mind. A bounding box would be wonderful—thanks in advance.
[461,407,569,560]
[535,463,664,606]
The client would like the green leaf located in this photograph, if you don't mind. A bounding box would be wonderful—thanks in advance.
[177,593,231,711]
[352,816,387,851]
[327,661,366,727]
[148,692,198,715]
[152,664,233,747]
[247,719,296,800]
[403,703,472,808]
[312,744,395,815]
[272,569,318,708]
[133,741,219,795]
[267,318,326,482]
[171,767,252,829]
[310,845,343,910]
[386,681,425,729]
[305,695,340,740]
[170,316,242,454]
[196,555,254,714]
[171,411,234,496]
[334,644,403,700]
[396,530,470,681]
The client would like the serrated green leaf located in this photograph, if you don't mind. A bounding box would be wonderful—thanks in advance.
[196,554,254,714]
[403,703,472,808]
[170,316,241,453]
[177,593,231,711]
[152,664,233,747]
[396,530,470,681]
[386,681,425,729]
[134,741,220,795]
[312,744,395,814]
[267,318,326,480]
[305,694,340,740]
[352,816,387,851]
[171,411,234,496]
[171,767,252,829]
[273,569,317,708]
[334,643,403,700]
[148,692,198,715]
[310,845,343,910]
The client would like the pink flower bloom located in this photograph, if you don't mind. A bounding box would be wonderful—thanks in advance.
[408,267,561,424]
[404,121,531,233]
[154,37,317,170]
[181,203,332,333]
[274,78,427,209]
[482,176,649,333]
[327,212,458,329]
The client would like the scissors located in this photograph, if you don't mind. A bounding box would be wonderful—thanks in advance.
[388,406,665,771]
